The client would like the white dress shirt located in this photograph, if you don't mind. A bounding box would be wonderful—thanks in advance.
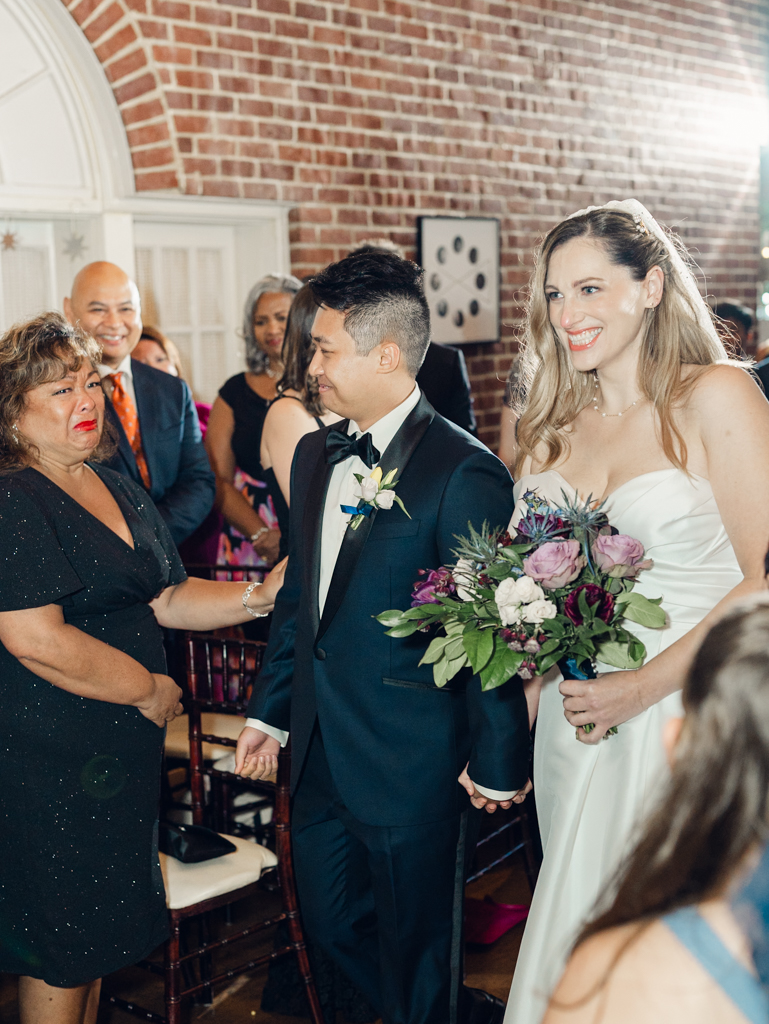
[98,353,137,407]
[246,384,517,802]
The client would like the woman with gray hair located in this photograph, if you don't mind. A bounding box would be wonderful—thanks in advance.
[206,273,302,570]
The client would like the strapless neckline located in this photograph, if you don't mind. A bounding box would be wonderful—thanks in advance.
[517,467,711,506]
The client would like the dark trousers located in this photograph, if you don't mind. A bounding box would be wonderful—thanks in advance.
[292,728,474,1024]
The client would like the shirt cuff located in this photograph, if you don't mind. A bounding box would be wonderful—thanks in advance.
[473,782,518,801]
[245,718,289,747]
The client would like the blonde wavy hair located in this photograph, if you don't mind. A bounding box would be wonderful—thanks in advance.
[514,209,732,475]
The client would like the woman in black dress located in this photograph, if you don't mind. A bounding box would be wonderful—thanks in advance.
[205,273,302,569]
[260,284,340,560]
[0,313,285,1024]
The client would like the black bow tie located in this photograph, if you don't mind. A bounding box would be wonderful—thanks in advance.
[325,429,381,468]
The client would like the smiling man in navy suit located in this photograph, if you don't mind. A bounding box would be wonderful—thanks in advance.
[64,263,215,546]
[235,252,530,1024]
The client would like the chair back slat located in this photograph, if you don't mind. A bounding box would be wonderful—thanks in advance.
[184,633,267,826]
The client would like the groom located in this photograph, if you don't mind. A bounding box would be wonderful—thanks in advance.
[236,251,530,1024]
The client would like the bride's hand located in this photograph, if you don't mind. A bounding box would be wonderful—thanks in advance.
[559,670,646,744]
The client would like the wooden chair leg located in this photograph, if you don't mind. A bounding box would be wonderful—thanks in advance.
[165,918,186,1024]
[275,747,324,1024]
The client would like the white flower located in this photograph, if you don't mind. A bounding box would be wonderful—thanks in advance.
[500,604,523,626]
[376,489,395,509]
[454,558,476,602]
[521,598,558,624]
[355,475,380,502]
[512,576,544,605]
[495,577,523,624]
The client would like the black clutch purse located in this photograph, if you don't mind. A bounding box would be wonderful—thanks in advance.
[159,822,237,863]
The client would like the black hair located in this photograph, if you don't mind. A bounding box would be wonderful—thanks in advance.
[308,251,431,376]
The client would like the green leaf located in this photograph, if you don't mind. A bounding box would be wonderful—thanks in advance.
[418,635,451,665]
[537,652,560,674]
[619,592,666,629]
[444,635,466,661]
[463,626,495,673]
[434,652,468,688]
[384,621,422,638]
[545,618,566,639]
[392,494,412,519]
[381,468,397,487]
[595,640,644,670]
[538,638,560,657]
[353,473,364,483]
[376,609,408,626]
[480,647,524,691]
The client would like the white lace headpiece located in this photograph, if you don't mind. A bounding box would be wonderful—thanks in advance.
[567,198,726,356]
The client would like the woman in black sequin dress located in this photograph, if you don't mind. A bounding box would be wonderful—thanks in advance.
[0,314,286,1024]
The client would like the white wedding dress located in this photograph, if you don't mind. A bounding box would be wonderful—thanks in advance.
[504,468,744,1024]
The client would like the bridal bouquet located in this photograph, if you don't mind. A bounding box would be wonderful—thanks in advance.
[376,489,666,733]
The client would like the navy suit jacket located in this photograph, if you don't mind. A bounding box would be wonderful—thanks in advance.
[247,394,530,827]
[103,359,215,546]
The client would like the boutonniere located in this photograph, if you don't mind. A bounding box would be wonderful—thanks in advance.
[341,467,411,531]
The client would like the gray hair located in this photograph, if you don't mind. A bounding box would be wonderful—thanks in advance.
[344,295,431,377]
[242,273,303,373]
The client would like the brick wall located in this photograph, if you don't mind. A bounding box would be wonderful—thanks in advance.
[62,0,769,446]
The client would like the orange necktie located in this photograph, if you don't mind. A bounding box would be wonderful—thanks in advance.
[107,372,151,489]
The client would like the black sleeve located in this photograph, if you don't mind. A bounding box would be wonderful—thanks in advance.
[0,477,83,611]
[447,347,477,435]
[437,450,530,793]
[245,437,311,730]
[152,381,216,546]
[217,374,243,408]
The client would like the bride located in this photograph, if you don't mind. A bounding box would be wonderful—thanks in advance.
[504,199,769,1024]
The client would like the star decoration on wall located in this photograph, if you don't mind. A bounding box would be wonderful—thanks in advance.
[63,233,87,261]
[1,231,18,251]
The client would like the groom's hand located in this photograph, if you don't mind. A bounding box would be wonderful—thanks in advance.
[235,726,281,779]
[459,764,533,814]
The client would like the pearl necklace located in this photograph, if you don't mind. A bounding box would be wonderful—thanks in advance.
[591,376,639,418]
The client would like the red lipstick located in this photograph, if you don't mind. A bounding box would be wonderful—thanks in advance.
[73,419,98,432]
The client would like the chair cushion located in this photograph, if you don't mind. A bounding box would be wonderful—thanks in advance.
[165,713,246,761]
[159,834,278,910]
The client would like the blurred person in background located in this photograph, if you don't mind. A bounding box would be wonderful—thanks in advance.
[205,273,302,569]
[133,324,212,435]
[497,354,522,468]
[133,325,183,379]
[712,299,757,358]
[260,284,341,562]
[543,596,769,1024]
[64,262,215,547]
[348,239,477,435]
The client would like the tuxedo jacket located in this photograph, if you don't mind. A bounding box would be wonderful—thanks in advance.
[103,359,216,546]
[416,341,477,436]
[247,394,530,827]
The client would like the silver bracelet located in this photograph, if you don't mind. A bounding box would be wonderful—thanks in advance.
[250,526,269,545]
[242,580,269,618]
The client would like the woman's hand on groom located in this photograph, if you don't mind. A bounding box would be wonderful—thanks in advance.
[458,765,532,813]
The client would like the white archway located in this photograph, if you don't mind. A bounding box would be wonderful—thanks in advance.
[0,0,135,208]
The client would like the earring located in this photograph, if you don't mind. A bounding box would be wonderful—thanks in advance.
[11,424,19,444]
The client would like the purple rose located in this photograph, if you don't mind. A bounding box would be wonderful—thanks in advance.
[592,533,653,578]
[564,584,615,626]
[522,539,585,590]
[411,567,456,607]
